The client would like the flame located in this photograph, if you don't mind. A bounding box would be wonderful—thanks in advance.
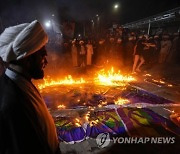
[151,79,173,87]
[90,120,99,126]
[98,104,102,108]
[75,118,80,123]
[114,98,130,105]
[100,101,107,106]
[57,104,66,109]
[75,118,81,127]
[84,112,90,122]
[168,84,173,87]
[88,106,95,111]
[37,75,85,89]
[159,80,165,84]
[144,74,152,77]
[94,67,135,86]
[75,123,81,127]
[36,67,136,90]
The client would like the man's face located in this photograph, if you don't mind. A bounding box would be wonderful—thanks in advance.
[29,47,48,79]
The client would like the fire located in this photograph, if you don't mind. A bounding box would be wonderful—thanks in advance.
[89,119,99,126]
[143,73,152,77]
[36,67,136,90]
[57,104,66,109]
[151,79,173,87]
[114,98,130,105]
[88,106,96,111]
[84,112,90,121]
[168,84,173,87]
[37,75,85,89]
[159,80,165,84]
[75,118,81,127]
[94,67,135,86]
[71,113,100,127]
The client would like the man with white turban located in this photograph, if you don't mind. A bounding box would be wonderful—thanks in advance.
[0,20,60,154]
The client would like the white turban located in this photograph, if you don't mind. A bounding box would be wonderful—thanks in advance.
[0,20,48,62]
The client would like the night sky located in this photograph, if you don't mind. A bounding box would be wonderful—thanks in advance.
[0,0,180,28]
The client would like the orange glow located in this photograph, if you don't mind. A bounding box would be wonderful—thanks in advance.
[144,74,152,77]
[88,106,95,111]
[94,67,135,86]
[167,84,173,87]
[75,118,81,127]
[57,104,66,109]
[36,67,136,90]
[159,80,165,84]
[89,119,99,126]
[151,79,173,87]
[98,104,103,108]
[114,98,130,105]
[84,112,90,122]
[75,123,81,127]
[37,75,85,89]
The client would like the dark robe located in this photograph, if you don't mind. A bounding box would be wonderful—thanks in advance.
[0,74,60,154]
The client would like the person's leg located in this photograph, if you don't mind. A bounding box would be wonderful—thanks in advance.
[163,53,168,63]
[159,52,165,64]
[132,55,139,73]
[136,56,145,72]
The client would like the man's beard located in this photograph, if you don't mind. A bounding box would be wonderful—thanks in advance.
[29,66,44,79]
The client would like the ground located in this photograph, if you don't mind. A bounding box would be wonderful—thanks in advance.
[43,62,180,154]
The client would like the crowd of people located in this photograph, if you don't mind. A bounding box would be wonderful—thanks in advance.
[55,29,180,74]
[0,26,180,75]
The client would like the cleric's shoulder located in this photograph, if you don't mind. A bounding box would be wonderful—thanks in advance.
[0,74,22,114]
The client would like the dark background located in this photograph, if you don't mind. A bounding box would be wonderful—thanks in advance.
[0,0,179,26]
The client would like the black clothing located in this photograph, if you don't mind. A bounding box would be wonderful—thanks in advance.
[135,39,145,56]
[0,74,60,154]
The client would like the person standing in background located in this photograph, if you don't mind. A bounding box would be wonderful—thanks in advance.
[79,40,86,67]
[86,40,93,66]
[159,35,172,64]
[71,39,78,67]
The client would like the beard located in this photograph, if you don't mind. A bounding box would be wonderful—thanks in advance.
[27,47,47,80]
[29,63,44,79]
[30,68,44,79]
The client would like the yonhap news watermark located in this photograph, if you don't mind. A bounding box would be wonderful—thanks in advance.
[112,136,175,144]
[96,133,176,148]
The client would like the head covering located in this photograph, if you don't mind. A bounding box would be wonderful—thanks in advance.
[71,40,76,44]
[109,37,114,41]
[154,35,159,39]
[173,32,179,36]
[99,39,105,44]
[128,37,133,41]
[143,34,149,40]
[162,35,170,39]
[0,20,48,62]
[149,36,153,40]
[79,40,84,44]
[117,38,122,42]
[138,35,143,39]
